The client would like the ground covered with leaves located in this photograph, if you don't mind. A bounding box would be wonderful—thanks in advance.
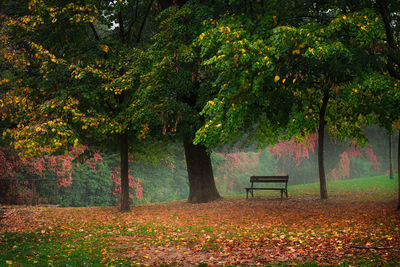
[1,176,399,266]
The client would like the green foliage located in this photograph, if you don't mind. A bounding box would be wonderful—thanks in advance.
[349,157,381,179]
[193,2,395,150]
[1,0,399,207]
[135,4,220,142]
[57,160,113,207]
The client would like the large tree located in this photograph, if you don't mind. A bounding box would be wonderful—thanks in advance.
[133,4,223,203]
[0,0,159,211]
[0,0,224,207]
[375,0,400,210]
[335,0,400,209]
[194,1,385,200]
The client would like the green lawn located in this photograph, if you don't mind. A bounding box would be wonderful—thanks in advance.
[247,175,398,201]
[290,175,397,199]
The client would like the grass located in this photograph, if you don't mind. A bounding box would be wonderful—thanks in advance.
[1,175,399,266]
[254,175,398,200]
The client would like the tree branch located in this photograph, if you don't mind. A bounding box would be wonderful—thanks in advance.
[118,10,125,44]
[136,0,154,43]
[376,0,400,67]
[89,23,100,41]
[80,0,100,41]
[126,0,139,41]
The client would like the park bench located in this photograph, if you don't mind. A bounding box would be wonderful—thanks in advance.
[245,175,289,199]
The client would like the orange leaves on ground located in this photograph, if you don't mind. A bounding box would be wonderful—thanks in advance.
[1,196,399,265]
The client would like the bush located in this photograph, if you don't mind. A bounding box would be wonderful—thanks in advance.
[57,160,113,207]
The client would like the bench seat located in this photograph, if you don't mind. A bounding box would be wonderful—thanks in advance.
[245,175,289,199]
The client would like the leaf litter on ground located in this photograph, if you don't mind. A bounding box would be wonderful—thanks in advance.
[1,178,399,266]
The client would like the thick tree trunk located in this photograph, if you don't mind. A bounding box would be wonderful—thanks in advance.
[389,134,394,179]
[397,134,400,210]
[120,133,130,211]
[318,92,329,200]
[184,141,221,203]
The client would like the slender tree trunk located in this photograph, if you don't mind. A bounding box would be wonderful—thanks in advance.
[318,92,329,200]
[389,134,394,179]
[397,133,400,210]
[120,133,130,211]
[184,141,221,203]
[376,0,400,80]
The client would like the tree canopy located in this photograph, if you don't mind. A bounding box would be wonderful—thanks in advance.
[1,0,399,208]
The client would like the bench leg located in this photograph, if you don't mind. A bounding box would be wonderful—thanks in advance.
[280,190,283,200]
[246,189,255,199]
[285,190,288,198]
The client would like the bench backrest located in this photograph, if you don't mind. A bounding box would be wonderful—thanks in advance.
[250,175,289,183]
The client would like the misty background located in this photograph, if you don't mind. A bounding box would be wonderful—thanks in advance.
[0,126,397,206]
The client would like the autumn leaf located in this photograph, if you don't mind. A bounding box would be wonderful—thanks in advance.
[100,44,109,53]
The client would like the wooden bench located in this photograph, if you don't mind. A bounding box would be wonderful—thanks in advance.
[245,175,289,199]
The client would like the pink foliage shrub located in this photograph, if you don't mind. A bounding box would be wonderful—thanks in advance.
[111,167,144,203]
[328,145,379,181]
[269,134,318,166]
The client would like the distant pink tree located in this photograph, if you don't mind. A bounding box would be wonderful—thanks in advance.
[269,134,318,166]
[329,145,379,180]
[269,135,380,181]
[111,167,143,203]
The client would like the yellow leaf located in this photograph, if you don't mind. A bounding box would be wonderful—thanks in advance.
[292,49,300,55]
[100,44,109,53]
[274,75,280,82]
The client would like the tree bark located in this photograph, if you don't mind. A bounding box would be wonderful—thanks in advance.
[184,140,221,203]
[390,134,394,179]
[376,0,400,80]
[397,133,400,210]
[120,133,130,211]
[318,92,329,200]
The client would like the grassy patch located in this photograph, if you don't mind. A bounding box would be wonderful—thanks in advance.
[290,175,397,199]
[0,230,107,266]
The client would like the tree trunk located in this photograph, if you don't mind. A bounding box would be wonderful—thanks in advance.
[184,140,221,203]
[318,92,329,200]
[120,133,130,211]
[389,134,394,179]
[397,133,400,210]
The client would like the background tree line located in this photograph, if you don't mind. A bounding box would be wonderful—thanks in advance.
[0,0,399,210]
